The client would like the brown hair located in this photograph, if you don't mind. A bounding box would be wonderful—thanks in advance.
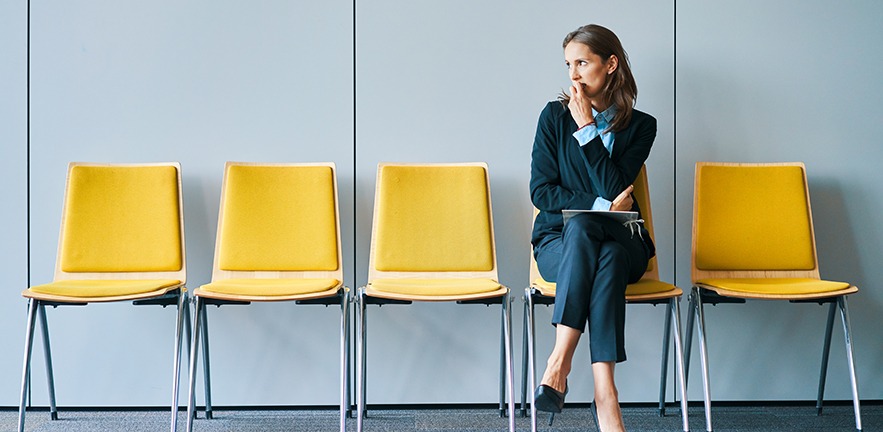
[558,24,637,132]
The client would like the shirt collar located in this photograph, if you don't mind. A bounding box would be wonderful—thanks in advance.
[591,105,617,131]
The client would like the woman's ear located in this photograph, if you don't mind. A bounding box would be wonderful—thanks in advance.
[607,55,619,75]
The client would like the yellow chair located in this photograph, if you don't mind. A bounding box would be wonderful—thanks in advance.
[184,162,350,432]
[685,162,862,432]
[18,162,189,432]
[355,162,515,432]
[522,165,689,432]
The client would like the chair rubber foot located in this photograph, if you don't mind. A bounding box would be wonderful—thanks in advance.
[659,408,665,417]
[50,412,58,421]
[520,409,527,418]
[205,410,213,420]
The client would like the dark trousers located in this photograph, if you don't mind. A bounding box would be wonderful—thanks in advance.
[535,213,650,363]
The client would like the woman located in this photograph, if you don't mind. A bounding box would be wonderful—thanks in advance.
[530,24,656,432]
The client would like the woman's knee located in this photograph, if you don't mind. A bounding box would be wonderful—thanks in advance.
[562,213,605,242]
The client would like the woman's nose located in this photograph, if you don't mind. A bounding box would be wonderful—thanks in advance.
[569,69,580,81]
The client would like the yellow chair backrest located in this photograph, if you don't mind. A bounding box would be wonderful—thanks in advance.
[212,162,342,281]
[692,162,820,281]
[55,162,186,282]
[530,165,659,284]
[369,163,497,280]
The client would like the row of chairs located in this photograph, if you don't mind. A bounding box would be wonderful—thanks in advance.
[17,161,862,432]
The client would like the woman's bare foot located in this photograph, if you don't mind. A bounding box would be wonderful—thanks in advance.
[539,356,570,394]
[594,388,625,432]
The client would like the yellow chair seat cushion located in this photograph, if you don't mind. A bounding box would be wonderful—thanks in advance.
[28,279,182,298]
[532,278,678,297]
[370,278,501,297]
[697,278,850,296]
[200,278,341,297]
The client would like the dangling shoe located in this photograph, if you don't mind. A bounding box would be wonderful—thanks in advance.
[534,381,568,413]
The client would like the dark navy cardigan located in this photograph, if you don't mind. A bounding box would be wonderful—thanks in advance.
[529,100,657,249]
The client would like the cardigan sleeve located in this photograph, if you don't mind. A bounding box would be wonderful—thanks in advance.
[530,103,600,212]
[578,112,656,200]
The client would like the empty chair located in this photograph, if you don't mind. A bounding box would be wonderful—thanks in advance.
[686,162,862,431]
[18,162,189,432]
[185,162,350,432]
[356,162,515,432]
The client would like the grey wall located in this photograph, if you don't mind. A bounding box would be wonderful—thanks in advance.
[676,0,883,401]
[0,0,879,409]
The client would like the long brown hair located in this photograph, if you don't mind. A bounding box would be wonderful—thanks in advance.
[558,24,637,132]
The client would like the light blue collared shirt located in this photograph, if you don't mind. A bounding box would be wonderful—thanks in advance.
[572,105,617,210]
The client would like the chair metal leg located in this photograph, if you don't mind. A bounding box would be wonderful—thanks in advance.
[502,293,516,432]
[526,291,538,432]
[185,297,204,432]
[170,290,187,432]
[520,293,529,418]
[658,300,673,417]
[671,299,690,432]
[345,291,353,419]
[200,304,213,420]
[356,289,367,432]
[36,303,58,421]
[816,301,836,415]
[339,289,349,432]
[499,302,506,418]
[18,299,39,432]
[693,288,713,432]
[684,290,696,383]
[837,296,862,431]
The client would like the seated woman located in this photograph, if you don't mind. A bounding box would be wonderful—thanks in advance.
[530,24,657,432]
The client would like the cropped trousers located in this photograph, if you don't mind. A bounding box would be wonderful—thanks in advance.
[534,213,650,363]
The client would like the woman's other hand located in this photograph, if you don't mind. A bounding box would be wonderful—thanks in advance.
[610,185,634,211]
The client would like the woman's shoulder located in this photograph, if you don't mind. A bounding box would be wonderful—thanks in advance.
[630,108,657,126]
[539,100,569,122]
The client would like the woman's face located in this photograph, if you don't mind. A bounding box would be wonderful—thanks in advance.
[564,42,616,102]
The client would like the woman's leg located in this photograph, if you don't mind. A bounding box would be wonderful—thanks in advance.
[539,323,581,393]
[593,361,625,432]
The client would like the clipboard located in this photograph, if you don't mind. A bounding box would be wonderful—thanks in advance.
[561,210,639,225]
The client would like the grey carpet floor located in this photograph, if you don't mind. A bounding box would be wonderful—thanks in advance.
[2,404,878,431]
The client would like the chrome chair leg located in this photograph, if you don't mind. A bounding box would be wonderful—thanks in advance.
[356,288,367,432]
[526,290,538,432]
[37,303,58,421]
[684,290,696,383]
[837,296,862,431]
[18,299,39,432]
[185,297,204,432]
[816,301,836,415]
[694,288,713,432]
[520,293,529,418]
[672,298,690,432]
[499,302,506,418]
[502,293,516,432]
[658,300,673,417]
[200,304,213,420]
[170,290,187,432]
[339,289,349,432]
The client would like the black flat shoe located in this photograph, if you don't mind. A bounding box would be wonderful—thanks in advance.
[534,382,568,414]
